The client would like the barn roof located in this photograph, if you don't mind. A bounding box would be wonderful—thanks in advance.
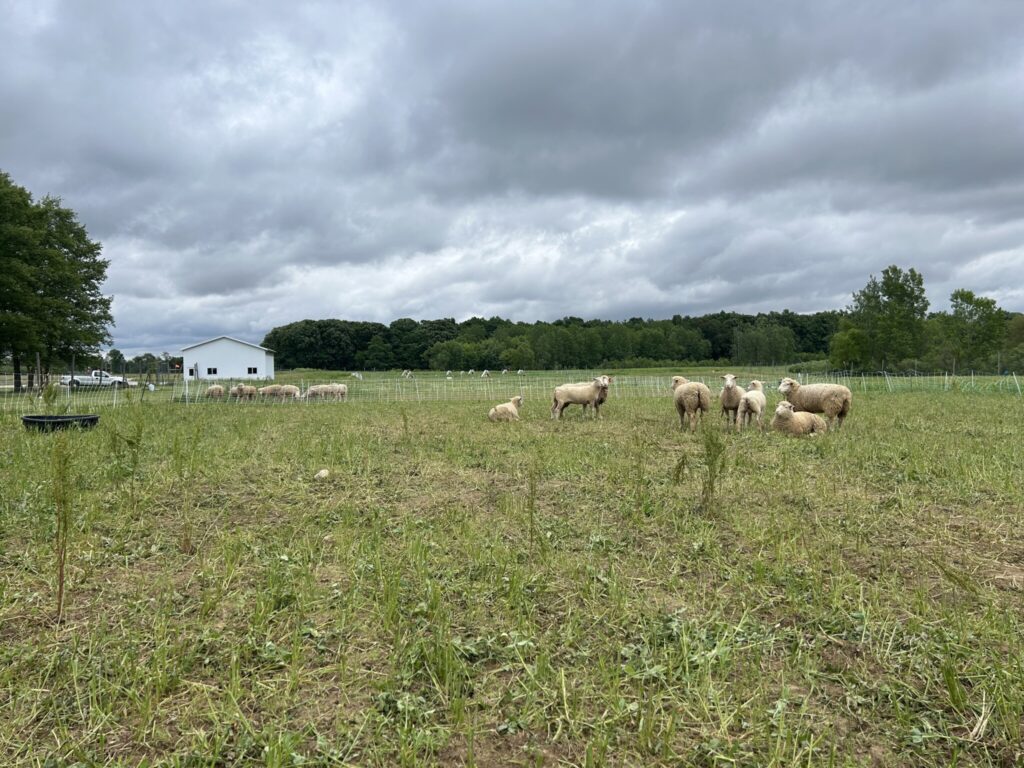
[180,336,275,353]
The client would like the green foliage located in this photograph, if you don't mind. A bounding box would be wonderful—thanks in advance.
[0,171,112,388]
[732,322,796,366]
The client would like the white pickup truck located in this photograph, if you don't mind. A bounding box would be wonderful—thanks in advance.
[59,370,138,388]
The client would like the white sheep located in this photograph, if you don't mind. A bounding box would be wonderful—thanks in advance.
[350,372,364,380]
[671,376,711,432]
[488,395,524,422]
[230,384,257,400]
[205,384,225,399]
[481,369,490,378]
[305,383,348,401]
[735,380,767,432]
[468,369,475,375]
[719,374,746,424]
[778,377,852,429]
[551,375,612,419]
[258,384,283,399]
[517,369,525,375]
[445,370,453,377]
[771,400,828,436]
[279,384,301,400]
[501,369,509,375]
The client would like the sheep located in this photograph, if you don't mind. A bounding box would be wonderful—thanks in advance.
[501,369,509,375]
[735,380,768,432]
[401,369,413,379]
[517,369,525,375]
[350,372,364,380]
[468,369,475,375]
[230,384,257,400]
[205,384,225,399]
[671,376,711,432]
[305,383,348,401]
[771,400,828,436]
[778,377,852,429]
[719,374,746,424]
[481,369,490,378]
[445,370,453,377]
[551,375,611,419]
[258,384,283,399]
[279,384,301,400]
[489,395,524,422]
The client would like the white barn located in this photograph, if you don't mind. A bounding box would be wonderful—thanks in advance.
[180,336,275,381]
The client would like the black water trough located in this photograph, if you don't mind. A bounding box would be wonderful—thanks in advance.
[22,414,100,432]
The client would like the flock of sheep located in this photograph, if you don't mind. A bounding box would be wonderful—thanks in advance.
[202,371,852,437]
[488,374,852,436]
[203,382,349,401]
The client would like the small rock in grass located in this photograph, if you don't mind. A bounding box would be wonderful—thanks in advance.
[314,469,330,481]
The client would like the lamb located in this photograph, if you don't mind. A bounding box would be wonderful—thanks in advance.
[305,383,348,401]
[735,380,767,432]
[551,375,612,419]
[719,374,746,424]
[778,377,852,429]
[205,384,225,399]
[771,400,828,436]
[671,376,711,432]
[489,395,524,422]
[230,384,257,400]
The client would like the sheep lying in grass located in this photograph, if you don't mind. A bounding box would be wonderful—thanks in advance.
[551,375,611,419]
[736,380,767,432]
[771,400,828,436]
[489,395,524,422]
[305,383,348,401]
[205,384,225,399]
[719,374,746,424]
[778,377,852,429]
[671,376,711,432]
[230,384,257,400]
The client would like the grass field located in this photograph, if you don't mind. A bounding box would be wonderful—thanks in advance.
[2,384,1023,765]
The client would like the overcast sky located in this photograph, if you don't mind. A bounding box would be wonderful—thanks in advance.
[3,1,1023,355]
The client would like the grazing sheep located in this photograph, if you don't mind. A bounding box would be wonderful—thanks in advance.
[551,375,612,419]
[258,385,283,399]
[501,369,509,375]
[305,383,348,401]
[489,395,524,422]
[205,384,225,399]
[771,400,828,436]
[230,384,257,400]
[468,369,475,375]
[778,377,852,429]
[736,380,768,432]
[279,384,301,400]
[719,374,746,424]
[671,376,712,432]
[401,369,413,379]
[517,369,525,375]
[445,370,452,377]
[481,369,490,378]
[350,372,364,380]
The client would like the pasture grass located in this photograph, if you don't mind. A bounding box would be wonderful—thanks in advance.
[1,389,1023,766]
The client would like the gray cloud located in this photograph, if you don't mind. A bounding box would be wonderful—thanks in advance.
[2,0,1023,355]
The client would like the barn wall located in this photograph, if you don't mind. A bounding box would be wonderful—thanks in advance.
[182,338,275,380]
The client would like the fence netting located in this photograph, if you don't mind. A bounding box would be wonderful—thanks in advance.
[2,370,1021,415]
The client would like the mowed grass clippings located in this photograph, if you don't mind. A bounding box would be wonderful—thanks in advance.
[1,390,1022,766]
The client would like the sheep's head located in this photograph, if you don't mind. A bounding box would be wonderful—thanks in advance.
[779,377,798,395]
[671,375,688,390]
[721,374,738,389]
[748,379,763,391]
[775,400,795,417]
[511,396,524,407]
[594,375,612,387]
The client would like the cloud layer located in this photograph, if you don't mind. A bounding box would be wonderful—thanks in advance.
[3,0,1023,354]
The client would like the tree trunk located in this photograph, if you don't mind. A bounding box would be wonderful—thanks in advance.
[13,352,22,392]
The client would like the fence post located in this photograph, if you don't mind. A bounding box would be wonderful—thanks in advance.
[1014,372,1022,397]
